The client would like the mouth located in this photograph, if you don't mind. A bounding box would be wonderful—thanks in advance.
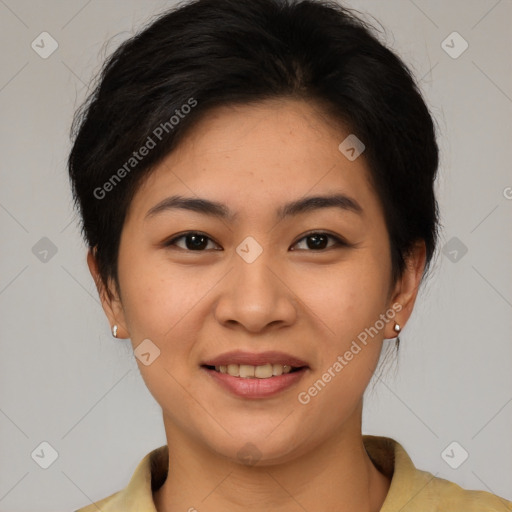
[200,350,310,398]
[200,363,309,399]
[202,363,306,379]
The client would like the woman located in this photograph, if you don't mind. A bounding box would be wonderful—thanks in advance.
[69,0,512,510]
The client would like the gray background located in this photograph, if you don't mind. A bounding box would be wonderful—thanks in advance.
[0,0,511,510]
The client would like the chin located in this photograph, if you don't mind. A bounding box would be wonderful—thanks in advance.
[202,421,311,467]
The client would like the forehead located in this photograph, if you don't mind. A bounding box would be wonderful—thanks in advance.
[126,99,378,223]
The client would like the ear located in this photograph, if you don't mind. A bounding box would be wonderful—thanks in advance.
[87,247,129,339]
[385,240,427,339]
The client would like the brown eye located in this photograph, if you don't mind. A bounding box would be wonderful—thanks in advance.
[165,232,220,251]
[291,232,347,251]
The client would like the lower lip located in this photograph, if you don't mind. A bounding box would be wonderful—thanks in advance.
[201,367,308,399]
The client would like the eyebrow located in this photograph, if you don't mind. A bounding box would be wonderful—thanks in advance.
[145,193,363,222]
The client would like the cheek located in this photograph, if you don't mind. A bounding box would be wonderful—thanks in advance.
[116,250,206,405]
[292,258,389,423]
[116,244,195,342]
[293,255,389,342]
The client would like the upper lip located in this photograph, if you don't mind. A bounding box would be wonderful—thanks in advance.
[202,350,309,368]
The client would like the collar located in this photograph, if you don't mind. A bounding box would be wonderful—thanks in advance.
[76,435,512,511]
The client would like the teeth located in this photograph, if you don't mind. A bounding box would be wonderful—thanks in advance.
[272,364,283,376]
[227,364,239,376]
[239,364,255,378]
[213,363,296,378]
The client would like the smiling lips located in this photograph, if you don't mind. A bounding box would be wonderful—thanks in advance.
[201,349,309,378]
[214,363,294,379]
[201,350,309,398]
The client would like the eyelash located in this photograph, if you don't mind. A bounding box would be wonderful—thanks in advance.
[163,231,349,252]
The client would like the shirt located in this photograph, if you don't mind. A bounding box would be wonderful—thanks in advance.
[74,435,512,511]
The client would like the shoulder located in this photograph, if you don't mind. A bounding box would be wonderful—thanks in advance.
[73,490,122,512]
[415,467,512,511]
[363,435,512,511]
[73,445,167,512]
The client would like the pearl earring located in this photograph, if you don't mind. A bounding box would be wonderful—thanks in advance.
[112,324,118,338]
[393,322,401,335]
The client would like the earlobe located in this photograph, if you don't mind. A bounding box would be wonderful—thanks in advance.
[86,248,129,339]
[387,240,426,339]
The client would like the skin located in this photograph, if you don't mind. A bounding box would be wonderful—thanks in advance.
[88,98,426,512]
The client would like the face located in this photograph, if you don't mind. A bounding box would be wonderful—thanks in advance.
[90,99,424,464]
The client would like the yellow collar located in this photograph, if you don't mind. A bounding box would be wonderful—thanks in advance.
[75,435,512,511]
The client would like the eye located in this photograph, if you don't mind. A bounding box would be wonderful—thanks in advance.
[164,231,221,251]
[164,230,348,252]
[291,232,347,251]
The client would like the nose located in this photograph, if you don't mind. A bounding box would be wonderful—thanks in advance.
[213,246,298,333]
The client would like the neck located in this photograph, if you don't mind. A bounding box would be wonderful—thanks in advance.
[154,404,390,512]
